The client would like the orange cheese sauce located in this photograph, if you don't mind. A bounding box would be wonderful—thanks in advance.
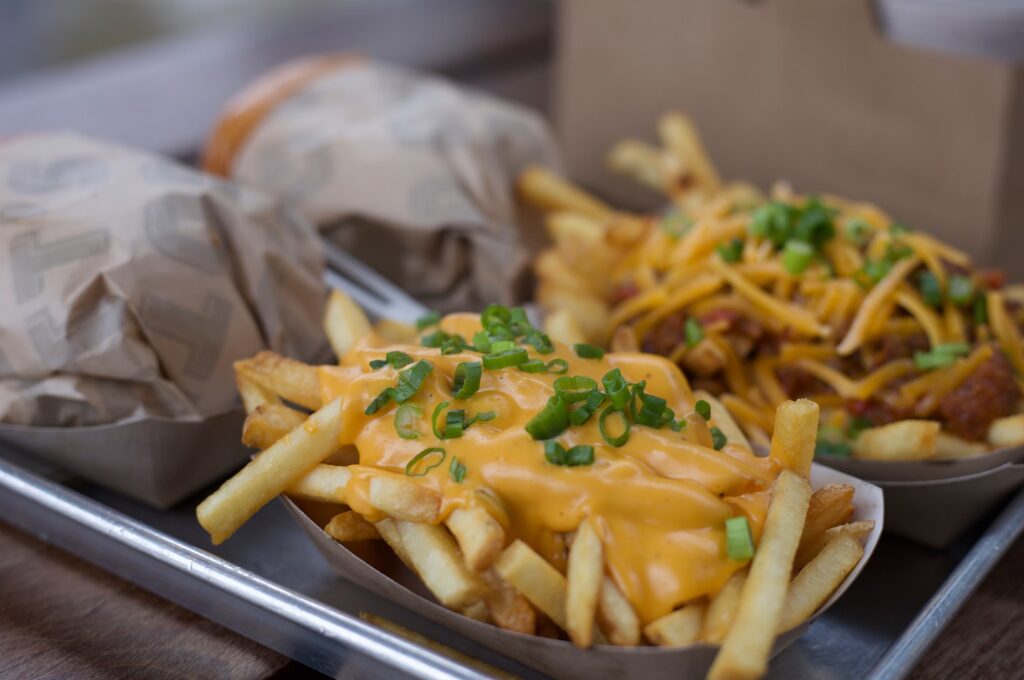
[318,313,780,623]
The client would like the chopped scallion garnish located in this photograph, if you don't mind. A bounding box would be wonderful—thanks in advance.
[554,375,598,403]
[519,359,548,373]
[573,343,605,359]
[782,239,815,275]
[482,347,529,369]
[546,358,569,374]
[695,399,712,421]
[948,276,974,306]
[917,271,942,307]
[416,311,441,330]
[685,318,704,347]
[599,405,631,447]
[725,516,754,561]
[716,238,744,263]
[602,369,631,411]
[710,426,727,451]
[452,361,482,399]
[525,395,570,440]
[391,360,433,403]
[544,441,595,467]
[449,456,467,483]
[394,403,422,440]
[405,447,446,477]
[913,343,969,370]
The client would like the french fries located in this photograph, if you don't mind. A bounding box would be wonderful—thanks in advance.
[708,470,811,680]
[853,420,940,461]
[324,288,372,360]
[517,166,612,221]
[197,397,345,544]
[566,520,603,647]
[200,286,871,679]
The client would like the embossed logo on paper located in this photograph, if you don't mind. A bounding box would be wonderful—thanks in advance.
[144,194,224,274]
[7,156,107,194]
[9,229,111,303]
[139,293,231,380]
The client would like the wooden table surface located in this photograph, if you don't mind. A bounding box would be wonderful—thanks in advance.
[1,2,1022,679]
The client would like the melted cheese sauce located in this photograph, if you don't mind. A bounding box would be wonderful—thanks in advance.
[319,313,780,623]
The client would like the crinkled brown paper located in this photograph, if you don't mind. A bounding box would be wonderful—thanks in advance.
[0,132,328,506]
[230,60,562,312]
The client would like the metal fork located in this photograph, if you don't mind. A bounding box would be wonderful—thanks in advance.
[321,240,428,323]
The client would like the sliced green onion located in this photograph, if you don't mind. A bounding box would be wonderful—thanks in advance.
[508,307,531,332]
[432,401,450,439]
[554,375,598,403]
[565,445,595,466]
[449,456,467,483]
[416,311,442,330]
[488,325,515,341]
[570,390,606,426]
[544,440,567,465]
[392,360,433,403]
[385,351,413,369]
[519,359,548,373]
[546,358,569,374]
[525,330,555,354]
[844,218,870,246]
[573,343,605,359]
[635,391,668,427]
[815,440,852,458]
[525,395,570,440]
[405,447,446,477]
[602,369,631,410]
[913,343,969,370]
[716,238,744,263]
[441,336,467,355]
[917,271,942,307]
[364,388,394,415]
[685,318,704,347]
[948,276,975,306]
[725,516,754,561]
[452,362,482,399]
[854,259,892,289]
[599,405,631,447]
[369,359,387,370]
[794,197,836,248]
[394,403,422,440]
[885,241,913,262]
[483,348,529,369]
[710,426,727,450]
[472,331,492,353]
[420,330,448,348]
[974,293,988,325]
[695,399,712,421]
[481,304,512,332]
[489,339,516,353]
[466,410,497,426]
[782,239,815,275]
[846,416,872,440]
[444,409,466,439]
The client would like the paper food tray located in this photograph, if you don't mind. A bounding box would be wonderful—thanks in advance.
[283,463,883,680]
[820,444,1024,547]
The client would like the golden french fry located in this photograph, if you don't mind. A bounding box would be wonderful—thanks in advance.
[695,390,751,451]
[517,166,612,220]
[374,319,419,344]
[657,112,721,192]
[198,398,344,544]
[934,432,987,459]
[368,473,442,523]
[286,463,351,503]
[988,413,1024,449]
[682,412,714,448]
[392,520,485,609]
[446,504,505,572]
[536,282,611,344]
[769,399,820,477]
[644,602,706,647]
[702,570,747,644]
[482,569,536,635]
[234,351,322,411]
[494,539,569,631]
[597,576,641,646]
[708,469,811,680]
[375,517,415,571]
[236,374,280,413]
[241,403,307,450]
[610,326,640,353]
[324,289,372,361]
[778,534,864,632]
[853,420,940,461]
[794,484,855,569]
[461,600,490,622]
[607,138,668,193]
[543,307,588,347]
[324,510,379,542]
[824,520,875,545]
[566,520,603,647]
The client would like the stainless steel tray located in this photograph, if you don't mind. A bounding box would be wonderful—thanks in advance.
[2,253,1023,679]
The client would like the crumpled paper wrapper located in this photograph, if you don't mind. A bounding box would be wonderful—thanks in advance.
[284,464,883,680]
[820,444,1024,548]
[0,132,328,506]
[227,59,562,312]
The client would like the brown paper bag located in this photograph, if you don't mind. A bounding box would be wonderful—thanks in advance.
[223,59,563,312]
[0,132,328,506]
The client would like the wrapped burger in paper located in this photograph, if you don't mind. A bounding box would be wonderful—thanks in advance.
[283,464,883,680]
[203,57,562,312]
[821,446,1024,547]
[0,132,328,507]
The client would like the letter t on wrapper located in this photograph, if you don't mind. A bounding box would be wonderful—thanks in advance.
[769,399,819,477]
[197,397,345,543]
